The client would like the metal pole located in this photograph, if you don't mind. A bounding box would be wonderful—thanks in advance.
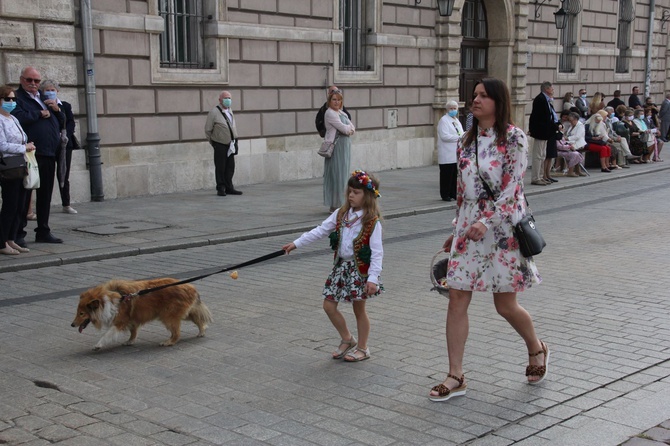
[80,0,104,201]
[645,0,656,99]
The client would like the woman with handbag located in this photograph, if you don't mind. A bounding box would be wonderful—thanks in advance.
[323,90,355,212]
[428,78,546,403]
[0,85,36,255]
[630,109,655,163]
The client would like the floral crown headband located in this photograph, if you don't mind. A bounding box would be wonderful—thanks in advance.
[351,170,381,198]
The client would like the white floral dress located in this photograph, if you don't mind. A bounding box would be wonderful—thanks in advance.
[447,125,542,293]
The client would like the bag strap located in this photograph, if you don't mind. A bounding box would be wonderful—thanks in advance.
[474,132,532,210]
[216,105,236,141]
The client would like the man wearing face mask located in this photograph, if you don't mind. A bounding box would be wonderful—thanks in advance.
[574,89,589,119]
[205,91,242,196]
[11,66,64,244]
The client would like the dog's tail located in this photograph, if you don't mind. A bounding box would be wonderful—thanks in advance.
[187,293,213,331]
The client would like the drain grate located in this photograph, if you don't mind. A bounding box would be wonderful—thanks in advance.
[76,221,168,235]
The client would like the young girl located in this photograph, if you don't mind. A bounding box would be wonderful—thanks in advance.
[282,170,383,362]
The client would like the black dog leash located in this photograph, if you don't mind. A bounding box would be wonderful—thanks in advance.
[120,249,285,302]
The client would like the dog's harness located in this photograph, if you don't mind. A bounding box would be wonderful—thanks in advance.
[119,249,285,303]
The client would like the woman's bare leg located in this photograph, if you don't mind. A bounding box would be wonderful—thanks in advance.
[493,292,545,382]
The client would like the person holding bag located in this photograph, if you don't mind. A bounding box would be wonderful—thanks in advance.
[0,85,36,255]
[323,89,355,212]
[428,78,547,403]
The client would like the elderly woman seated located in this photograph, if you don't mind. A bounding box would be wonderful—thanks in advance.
[556,111,586,176]
[560,112,588,176]
[585,111,618,172]
[629,109,657,163]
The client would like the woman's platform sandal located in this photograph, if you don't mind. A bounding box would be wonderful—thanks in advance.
[428,374,467,402]
[332,336,357,359]
[526,340,550,385]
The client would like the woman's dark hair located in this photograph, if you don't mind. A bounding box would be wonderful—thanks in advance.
[463,78,512,148]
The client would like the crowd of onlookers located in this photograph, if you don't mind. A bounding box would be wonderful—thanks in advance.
[528,83,666,186]
[1,66,78,256]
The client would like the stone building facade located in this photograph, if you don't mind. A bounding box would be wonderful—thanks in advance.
[0,0,668,202]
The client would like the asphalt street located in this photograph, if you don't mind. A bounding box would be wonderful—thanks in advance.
[1,164,670,445]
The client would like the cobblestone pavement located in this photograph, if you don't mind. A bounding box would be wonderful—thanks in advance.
[1,164,669,445]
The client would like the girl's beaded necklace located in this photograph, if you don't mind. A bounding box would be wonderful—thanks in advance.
[343,210,361,228]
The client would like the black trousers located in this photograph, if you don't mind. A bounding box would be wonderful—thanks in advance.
[57,148,73,206]
[0,177,29,246]
[212,141,236,193]
[35,155,56,236]
[439,163,457,201]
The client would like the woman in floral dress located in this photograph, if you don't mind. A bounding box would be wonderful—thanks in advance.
[429,78,548,402]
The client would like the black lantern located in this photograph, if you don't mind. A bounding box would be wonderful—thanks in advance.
[437,0,455,17]
[414,0,454,17]
[554,7,567,29]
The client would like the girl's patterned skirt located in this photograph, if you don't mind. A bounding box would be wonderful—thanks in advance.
[323,259,383,302]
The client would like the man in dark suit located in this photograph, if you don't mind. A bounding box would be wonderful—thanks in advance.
[607,90,626,110]
[12,66,64,244]
[574,88,589,119]
[528,81,560,186]
[628,86,643,109]
[315,85,351,138]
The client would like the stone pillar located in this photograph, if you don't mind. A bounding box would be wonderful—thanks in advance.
[510,0,530,128]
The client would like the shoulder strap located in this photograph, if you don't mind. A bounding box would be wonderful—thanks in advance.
[216,106,235,138]
[474,132,531,208]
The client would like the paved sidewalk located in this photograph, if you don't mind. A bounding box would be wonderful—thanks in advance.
[2,162,670,446]
[2,162,669,274]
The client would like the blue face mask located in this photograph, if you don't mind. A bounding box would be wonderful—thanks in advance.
[43,91,57,101]
[610,113,615,119]
[448,110,458,118]
[222,98,232,108]
[1,101,16,113]
[581,94,587,99]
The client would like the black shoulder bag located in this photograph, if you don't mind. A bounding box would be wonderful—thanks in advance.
[474,135,546,258]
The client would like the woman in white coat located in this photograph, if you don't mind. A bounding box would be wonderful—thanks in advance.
[437,101,463,201]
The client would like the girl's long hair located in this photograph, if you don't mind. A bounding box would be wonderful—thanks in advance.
[337,173,382,227]
[462,78,513,148]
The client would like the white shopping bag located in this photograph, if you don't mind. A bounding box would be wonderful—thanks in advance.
[23,151,40,189]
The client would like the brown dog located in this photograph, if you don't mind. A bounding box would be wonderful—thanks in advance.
[71,279,212,350]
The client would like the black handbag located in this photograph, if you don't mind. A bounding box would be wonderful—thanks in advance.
[474,137,546,257]
[513,215,546,257]
[0,153,28,181]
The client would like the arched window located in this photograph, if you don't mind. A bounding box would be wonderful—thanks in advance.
[460,0,488,107]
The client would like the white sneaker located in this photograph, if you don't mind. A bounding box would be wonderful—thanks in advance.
[63,206,78,214]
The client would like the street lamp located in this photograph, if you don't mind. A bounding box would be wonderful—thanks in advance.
[554,7,567,29]
[414,0,455,17]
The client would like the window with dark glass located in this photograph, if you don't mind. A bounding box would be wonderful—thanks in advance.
[339,0,368,71]
[616,0,635,74]
[159,0,207,69]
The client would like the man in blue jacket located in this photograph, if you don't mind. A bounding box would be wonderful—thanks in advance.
[12,66,63,244]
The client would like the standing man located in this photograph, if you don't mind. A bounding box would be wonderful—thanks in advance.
[11,66,63,244]
[607,90,626,109]
[315,85,350,138]
[628,86,643,109]
[529,81,559,186]
[205,91,242,196]
[658,93,670,142]
[574,88,589,119]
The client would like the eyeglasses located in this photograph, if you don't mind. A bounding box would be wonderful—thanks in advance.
[21,77,41,84]
[329,89,342,95]
[2,97,16,102]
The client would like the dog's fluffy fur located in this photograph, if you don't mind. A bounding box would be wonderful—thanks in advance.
[71,279,212,350]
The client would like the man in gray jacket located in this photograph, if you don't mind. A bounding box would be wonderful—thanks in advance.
[205,91,242,196]
[658,93,670,142]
